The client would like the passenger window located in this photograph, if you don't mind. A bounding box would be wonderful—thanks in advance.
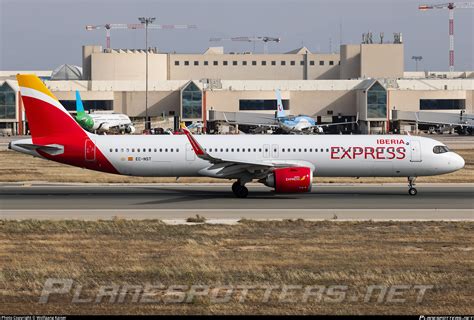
[121,148,124,152]
[137,148,140,152]
[170,148,173,152]
[165,148,168,152]
[309,148,312,152]
[154,148,157,152]
[259,148,262,152]
[149,148,151,152]
[109,148,113,152]
[220,148,223,152]
[132,148,135,152]
[160,148,162,152]
[231,148,234,152]
[226,148,229,152]
[326,148,329,152]
[126,148,130,152]
[304,148,307,152]
[282,148,285,152]
[253,148,256,152]
[320,148,323,152]
[115,148,118,152]
[293,148,296,152]
[176,149,179,152]
[299,148,302,152]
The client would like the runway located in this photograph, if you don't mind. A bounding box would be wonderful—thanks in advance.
[1,184,473,221]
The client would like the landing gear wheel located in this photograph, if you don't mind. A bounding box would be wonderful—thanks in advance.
[407,176,417,196]
[235,186,249,198]
[232,181,240,193]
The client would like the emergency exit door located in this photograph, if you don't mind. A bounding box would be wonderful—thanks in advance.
[85,139,96,161]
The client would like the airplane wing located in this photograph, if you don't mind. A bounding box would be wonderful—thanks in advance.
[414,113,472,127]
[180,126,312,178]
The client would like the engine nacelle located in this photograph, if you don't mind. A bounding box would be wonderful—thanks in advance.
[125,125,136,134]
[262,167,312,193]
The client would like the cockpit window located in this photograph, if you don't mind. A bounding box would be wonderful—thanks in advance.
[433,145,450,154]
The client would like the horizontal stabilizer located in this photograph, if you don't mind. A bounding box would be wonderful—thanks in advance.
[15,143,64,155]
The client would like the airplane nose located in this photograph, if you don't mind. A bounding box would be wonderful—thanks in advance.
[454,153,465,170]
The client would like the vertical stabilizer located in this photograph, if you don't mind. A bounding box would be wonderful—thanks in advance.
[275,89,286,118]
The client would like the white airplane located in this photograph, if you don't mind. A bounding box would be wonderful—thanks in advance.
[75,91,135,134]
[10,75,465,197]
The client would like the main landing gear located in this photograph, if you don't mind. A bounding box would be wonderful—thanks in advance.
[232,180,249,198]
[408,176,417,196]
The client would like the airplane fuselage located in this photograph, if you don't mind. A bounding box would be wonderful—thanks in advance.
[11,134,464,179]
[88,113,134,132]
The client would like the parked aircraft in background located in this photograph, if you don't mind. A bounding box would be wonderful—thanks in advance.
[75,91,135,134]
[10,75,464,197]
[224,90,358,134]
[274,89,358,133]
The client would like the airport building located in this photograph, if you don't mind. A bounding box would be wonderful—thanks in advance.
[1,37,473,135]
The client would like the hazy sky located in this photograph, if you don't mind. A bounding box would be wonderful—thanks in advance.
[0,0,472,71]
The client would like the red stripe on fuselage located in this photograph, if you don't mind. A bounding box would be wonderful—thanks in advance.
[22,96,119,174]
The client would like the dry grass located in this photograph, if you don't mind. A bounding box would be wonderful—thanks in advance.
[1,149,473,184]
[0,219,472,314]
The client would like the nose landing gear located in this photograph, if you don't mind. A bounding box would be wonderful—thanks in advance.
[232,180,249,198]
[408,176,417,196]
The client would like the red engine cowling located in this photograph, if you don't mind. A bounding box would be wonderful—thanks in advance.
[263,167,312,193]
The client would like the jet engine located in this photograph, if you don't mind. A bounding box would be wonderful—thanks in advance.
[125,125,136,134]
[261,167,312,193]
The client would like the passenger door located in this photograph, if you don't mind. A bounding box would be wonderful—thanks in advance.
[410,140,422,162]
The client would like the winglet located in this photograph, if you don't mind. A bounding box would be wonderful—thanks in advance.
[76,90,85,114]
[181,124,205,156]
[181,125,222,164]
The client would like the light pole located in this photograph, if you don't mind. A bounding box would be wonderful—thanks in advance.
[139,17,156,131]
[411,56,423,71]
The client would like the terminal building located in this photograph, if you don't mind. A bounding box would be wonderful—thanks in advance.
[1,36,473,135]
